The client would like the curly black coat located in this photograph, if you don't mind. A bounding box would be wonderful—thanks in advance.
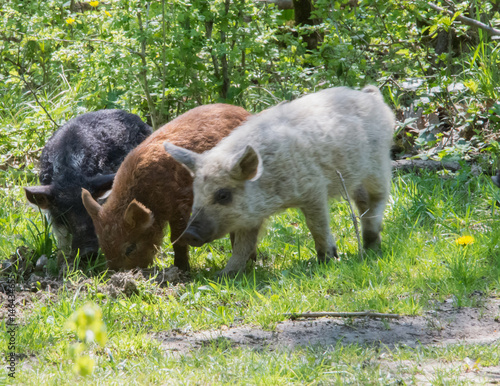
[25,109,152,257]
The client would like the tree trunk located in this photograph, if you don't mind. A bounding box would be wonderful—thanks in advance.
[292,0,321,50]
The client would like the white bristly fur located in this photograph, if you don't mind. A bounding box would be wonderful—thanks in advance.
[169,86,395,275]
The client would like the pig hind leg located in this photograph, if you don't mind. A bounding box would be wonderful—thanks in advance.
[353,185,388,250]
[300,200,339,263]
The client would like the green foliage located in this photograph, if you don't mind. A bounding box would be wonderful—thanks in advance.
[1,1,500,383]
[23,214,54,262]
[1,1,499,144]
[66,302,107,376]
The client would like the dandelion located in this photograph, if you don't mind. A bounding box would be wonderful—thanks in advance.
[455,235,474,246]
[66,17,76,25]
[89,1,99,7]
[105,10,111,17]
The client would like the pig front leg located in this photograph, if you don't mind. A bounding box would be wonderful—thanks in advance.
[170,219,191,272]
[230,232,257,262]
[172,243,190,272]
[301,201,339,263]
[219,224,261,276]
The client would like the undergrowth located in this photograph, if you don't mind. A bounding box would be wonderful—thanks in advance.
[1,165,499,384]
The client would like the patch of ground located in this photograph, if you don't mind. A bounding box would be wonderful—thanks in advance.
[2,246,500,383]
[157,297,500,352]
[0,245,187,294]
[381,358,500,385]
[156,297,500,383]
[0,262,186,321]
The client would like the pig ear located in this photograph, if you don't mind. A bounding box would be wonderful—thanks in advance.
[82,188,102,220]
[163,142,199,175]
[230,145,263,181]
[88,173,115,199]
[124,200,154,231]
[24,186,53,209]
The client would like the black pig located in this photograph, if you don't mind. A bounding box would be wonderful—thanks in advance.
[24,109,152,259]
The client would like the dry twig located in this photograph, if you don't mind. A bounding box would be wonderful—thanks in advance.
[17,74,58,129]
[336,170,363,260]
[284,311,402,320]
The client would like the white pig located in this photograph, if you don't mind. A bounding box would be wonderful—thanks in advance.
[164,86,395,275]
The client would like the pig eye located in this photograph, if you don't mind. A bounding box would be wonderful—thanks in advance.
[214,188,232,205]
[124,243,136,256]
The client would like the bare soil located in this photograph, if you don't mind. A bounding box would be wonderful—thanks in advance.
[156,298,500,352]
[0,267,186,321]
[155,296,500,384]
[2,254,500,384]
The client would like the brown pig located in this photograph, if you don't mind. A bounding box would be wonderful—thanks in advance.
[81,104,250,271]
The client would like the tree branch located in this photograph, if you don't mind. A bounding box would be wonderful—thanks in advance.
[205,21,220,79]
[428,2,500,36]
[159,0,167,124]
[392,159,462,173]
[15,31,145,57]
[0,33,22,43]
[220,0,231,100]
[16,74,59,129]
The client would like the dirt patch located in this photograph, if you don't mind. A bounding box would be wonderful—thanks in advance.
[0,243,188,324]
[157,297,500,352]
[156,297,500,382]
[100,268,184,298]
[2,246,500,382]
[0,263,186,321]
[1,245,187,291]
[381,358,500,385]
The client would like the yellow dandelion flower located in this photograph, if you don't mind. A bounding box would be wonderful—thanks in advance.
[66,18,76,25]
[105,10,111,17]
[455,235,474,246]
[89,1,99,7]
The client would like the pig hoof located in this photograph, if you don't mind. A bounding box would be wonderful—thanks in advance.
[363,240,382,252]
[317,246,339,263]
[365,244,382,254]
[362,230,381,250]
[215,269,242,281]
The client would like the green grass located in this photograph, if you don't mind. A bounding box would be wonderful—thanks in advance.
[1,165,500,384]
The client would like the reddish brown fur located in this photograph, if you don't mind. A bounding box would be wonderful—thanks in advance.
[83,104,250,270]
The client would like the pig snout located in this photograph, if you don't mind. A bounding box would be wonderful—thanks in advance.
[181,227,206,247]
[72,231,100,260]
[179,213,216,247]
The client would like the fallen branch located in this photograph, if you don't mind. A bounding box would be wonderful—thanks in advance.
[336,170,363,260]
[392,159,461,173]
[284,311,402,320]
[428,2,500,37]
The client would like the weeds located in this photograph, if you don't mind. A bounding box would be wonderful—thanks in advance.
[23,214,54,264]
[1,158,500,383]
